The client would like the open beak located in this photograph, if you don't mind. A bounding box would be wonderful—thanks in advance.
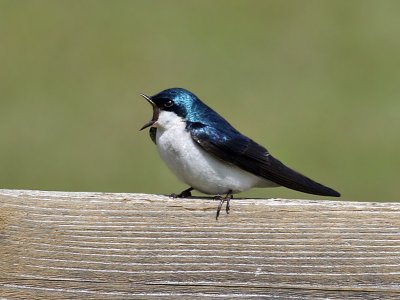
[139,93,159,131]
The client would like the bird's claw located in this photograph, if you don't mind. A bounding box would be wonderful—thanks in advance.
[215,190,233,220]
[170,187,193,198]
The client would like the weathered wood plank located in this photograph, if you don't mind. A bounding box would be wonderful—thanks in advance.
[0,189,399,299]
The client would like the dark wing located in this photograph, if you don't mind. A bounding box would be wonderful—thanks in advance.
[149,127,157,144]
[189,123,340,197]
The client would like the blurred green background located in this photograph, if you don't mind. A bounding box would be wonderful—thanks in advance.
[0,0,399,201]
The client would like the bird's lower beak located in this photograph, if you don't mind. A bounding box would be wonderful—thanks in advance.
[139,93,159,131]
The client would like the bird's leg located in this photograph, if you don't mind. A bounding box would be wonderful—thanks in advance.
[170,187,193,198]
[215,190,233,220]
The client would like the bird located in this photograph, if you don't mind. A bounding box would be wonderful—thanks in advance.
[139,88,340,219]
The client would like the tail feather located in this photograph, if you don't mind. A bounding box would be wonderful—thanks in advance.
[261,155,340,197]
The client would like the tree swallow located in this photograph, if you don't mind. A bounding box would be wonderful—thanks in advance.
[140,88,340,219]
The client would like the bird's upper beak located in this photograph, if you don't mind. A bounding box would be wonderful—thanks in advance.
[139,93,160,131]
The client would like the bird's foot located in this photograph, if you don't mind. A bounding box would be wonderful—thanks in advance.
[170,187,193,198]
[215,190,233,220]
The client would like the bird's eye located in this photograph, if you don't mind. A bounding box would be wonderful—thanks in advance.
[164,100,174,108]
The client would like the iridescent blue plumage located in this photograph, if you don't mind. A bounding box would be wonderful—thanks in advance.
[142,88,340,198]
[150,88,236,131]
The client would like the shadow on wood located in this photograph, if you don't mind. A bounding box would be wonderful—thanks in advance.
[0,189,399,299]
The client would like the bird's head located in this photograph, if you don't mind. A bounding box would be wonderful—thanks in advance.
[139,88,199,130]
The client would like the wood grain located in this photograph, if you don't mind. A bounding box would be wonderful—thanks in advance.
[0,189,399,299]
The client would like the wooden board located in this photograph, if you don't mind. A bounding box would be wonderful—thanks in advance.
[0,189,399,299]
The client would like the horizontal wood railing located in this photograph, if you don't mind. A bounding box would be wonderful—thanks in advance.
[0,189,399,299]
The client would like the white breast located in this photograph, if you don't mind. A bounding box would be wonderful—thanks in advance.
[154,111,273,195]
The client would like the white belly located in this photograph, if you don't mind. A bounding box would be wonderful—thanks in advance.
[154,112,272,195]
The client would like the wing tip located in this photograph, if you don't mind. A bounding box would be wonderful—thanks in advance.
[322,188,341,197]
[301,181,341,198]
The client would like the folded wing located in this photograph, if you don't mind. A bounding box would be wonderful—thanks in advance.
[189,123,340,197]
